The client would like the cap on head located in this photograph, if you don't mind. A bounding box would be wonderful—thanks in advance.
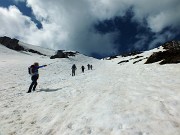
[34,62,39,66]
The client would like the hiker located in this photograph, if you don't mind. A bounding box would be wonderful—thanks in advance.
[90,65,93,70]
[81,66,85,73]
[87,64,90,70]
[27,62,47,93]
[72,64,77,76]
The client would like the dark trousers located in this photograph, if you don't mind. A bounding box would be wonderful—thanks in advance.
[28,75,39,92]
[72,70,75,76]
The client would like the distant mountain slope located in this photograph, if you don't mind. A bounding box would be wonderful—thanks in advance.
[0,36,79,59]
[0,36,52,56]
[105,40,180,65]
[19,41,56,56]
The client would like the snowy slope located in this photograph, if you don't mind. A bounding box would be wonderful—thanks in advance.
[19,41,56,56]
[106,46,165,65]
[0,44,180,135]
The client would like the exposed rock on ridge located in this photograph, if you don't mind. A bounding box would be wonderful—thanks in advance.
[145,41,180,64]
[0,36,24,51]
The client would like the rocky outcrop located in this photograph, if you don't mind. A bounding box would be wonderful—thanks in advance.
[118,60,129,64]
[28,49,46,56]
[121,51,142,57]
[50,50,68,59]
[0,36,46,56]
[145,41,180,64]
[106,56,118,60]
[50,50,78,59]
[0,36,24,51]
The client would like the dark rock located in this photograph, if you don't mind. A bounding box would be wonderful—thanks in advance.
[50,54,68,59]
[133,58,147,64]
[106,55,118,60]
[163,41,180,50]
[0,36,24,51]
[56,50,65,57]
[121,51,142,57]
[118,60,129,64]
[129,56,143,60]
[64,51,77,57]
[145,40,180,64]
[50,50,78,59]
[145,51,165,64]
[0,36,49,56]
[28,49,46,56]
[133,56,143,59]
[110,56,118,59]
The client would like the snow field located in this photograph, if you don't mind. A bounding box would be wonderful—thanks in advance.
[0,44,180,135]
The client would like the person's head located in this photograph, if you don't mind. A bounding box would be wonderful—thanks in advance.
[34,62,39,67]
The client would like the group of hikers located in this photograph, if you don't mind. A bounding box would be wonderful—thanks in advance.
[71,64,93,76]
[27,62,93,93]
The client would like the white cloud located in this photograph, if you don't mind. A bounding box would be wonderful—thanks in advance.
[147,6,180,32]
[1,0,180,56]
[0,6,37,38]
[24,0,120,55]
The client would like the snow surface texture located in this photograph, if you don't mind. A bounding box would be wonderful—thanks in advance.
[0,44,180,135]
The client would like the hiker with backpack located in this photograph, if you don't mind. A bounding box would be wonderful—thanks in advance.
[71,64,77,76]
[81,65,85,73]
[27,62,47,93]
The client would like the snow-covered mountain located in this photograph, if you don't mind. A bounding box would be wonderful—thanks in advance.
[0,36,79,58]
[105,40,180,65]
[0,40,180,135]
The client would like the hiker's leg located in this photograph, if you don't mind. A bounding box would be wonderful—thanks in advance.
[72,70,75,76]
[32,76,38,91]
[33,81,37,91]
[28,80,35,93]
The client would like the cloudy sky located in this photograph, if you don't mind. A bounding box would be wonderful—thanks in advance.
[0,0,180,58]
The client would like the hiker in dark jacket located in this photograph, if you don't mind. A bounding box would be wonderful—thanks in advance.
[90,65,93,70]
[81,66,85,73]
[72,64,77,76]
[27,62,47,93]
[87,64,90,70]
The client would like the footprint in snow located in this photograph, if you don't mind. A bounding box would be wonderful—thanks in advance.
[67,123,73,129]
[31,121,36,125]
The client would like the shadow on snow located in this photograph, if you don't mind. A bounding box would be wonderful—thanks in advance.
[38,88,63,92]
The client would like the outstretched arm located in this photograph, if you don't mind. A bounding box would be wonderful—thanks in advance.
[38,65,47,69]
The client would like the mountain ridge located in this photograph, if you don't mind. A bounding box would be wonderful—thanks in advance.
[104,40,180,65]
[0,36,180,64]
[0,36,79,59]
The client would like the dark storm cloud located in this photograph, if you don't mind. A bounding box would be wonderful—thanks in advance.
[0,0,180,57]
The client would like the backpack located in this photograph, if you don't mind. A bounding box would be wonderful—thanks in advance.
[72,64,76,70]
[28,65,35,75]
